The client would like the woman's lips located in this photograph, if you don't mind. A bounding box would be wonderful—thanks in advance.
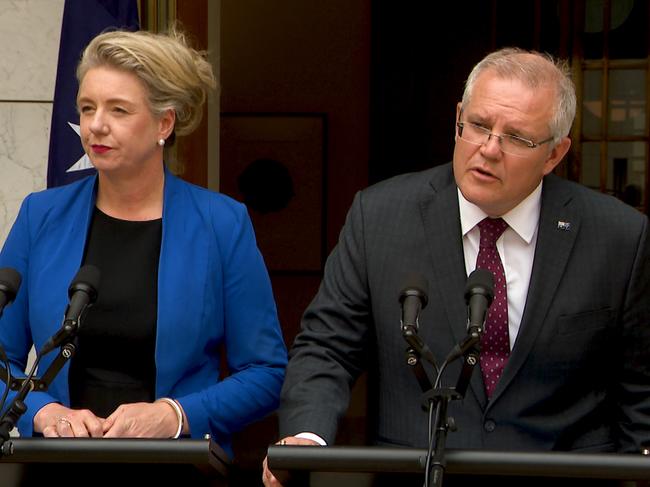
[91,145,111,154]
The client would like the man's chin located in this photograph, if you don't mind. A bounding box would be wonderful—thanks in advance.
[461,187,505,215]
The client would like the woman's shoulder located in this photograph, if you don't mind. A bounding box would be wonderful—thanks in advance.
[167,173,248,222]
[21,175,95,214]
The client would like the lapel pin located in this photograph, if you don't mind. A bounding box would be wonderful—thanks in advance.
[557,221,571,231]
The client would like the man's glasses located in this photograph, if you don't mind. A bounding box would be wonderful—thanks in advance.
[456,121,554,157]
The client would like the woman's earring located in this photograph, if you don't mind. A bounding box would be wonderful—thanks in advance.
[158,138,165,147]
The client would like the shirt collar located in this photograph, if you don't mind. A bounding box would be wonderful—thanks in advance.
[458,182,542,244]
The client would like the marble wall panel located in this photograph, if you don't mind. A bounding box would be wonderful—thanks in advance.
[0,102,51,246]
[0,0,64,247]
[0,0,64,100]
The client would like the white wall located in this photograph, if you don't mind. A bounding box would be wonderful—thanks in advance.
[0,0,64,247]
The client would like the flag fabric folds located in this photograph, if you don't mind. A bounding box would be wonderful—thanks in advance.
[47,0,139,188]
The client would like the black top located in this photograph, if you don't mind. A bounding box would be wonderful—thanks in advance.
[25,210,215,487]
[69,207,162,418]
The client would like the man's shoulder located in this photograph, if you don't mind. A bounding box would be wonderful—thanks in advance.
[361,163,453,200]
[544,174,647,229]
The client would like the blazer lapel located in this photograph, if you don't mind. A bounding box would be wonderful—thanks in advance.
[419,166,487,405]
[489,175,580,404]
[155,170,209,395]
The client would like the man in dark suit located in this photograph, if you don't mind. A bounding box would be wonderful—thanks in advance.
[263,48,650,486]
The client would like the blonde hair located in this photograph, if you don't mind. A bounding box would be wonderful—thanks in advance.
[77,26,216,137]
[461,48,576,144]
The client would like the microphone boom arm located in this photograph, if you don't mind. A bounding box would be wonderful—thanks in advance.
[402,323,439,376]
[0,337,78,456]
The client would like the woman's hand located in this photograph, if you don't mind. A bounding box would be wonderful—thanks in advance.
[34,402,105,438]
[102,401,182,438]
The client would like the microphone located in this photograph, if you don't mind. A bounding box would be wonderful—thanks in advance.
[399,274,429,331]
[64,265,100,328]
[399,274,438,374]
[464,268,495,336]
[444,269,495,363]
[40,265,100,355]
[0,268,22,319]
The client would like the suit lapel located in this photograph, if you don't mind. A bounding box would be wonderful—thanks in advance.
[419,166,487,406]
[489,175,580,404]
[155,169,210,395]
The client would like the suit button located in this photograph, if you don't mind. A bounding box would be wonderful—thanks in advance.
[484,420,496,432]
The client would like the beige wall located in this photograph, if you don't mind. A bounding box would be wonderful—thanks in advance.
[0,0,64,247]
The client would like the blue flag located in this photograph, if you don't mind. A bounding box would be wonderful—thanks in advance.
[47,0,139,188]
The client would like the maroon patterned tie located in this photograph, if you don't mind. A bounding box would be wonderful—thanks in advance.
[476,217,510,398]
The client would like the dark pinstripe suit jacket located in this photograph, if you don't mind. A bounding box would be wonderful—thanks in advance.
[279,162,650,453]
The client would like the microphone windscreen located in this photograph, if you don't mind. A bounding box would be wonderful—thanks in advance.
[464,269,494,305]
[68,265,101,302]
[0,267,22,298]
[399,273,429,308]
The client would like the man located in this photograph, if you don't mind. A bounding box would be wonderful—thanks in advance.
[263,48,650,485]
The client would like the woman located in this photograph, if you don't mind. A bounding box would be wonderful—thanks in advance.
[0,27,287,460]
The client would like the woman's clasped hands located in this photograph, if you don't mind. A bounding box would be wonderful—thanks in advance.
[33,401,182,438]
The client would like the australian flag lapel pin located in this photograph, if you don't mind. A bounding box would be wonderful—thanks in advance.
[557,221,571,231]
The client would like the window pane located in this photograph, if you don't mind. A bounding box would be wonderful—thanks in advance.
[582,70,602,136]
[609,0,647,59]
[607,142,646,208]
[583,0,604,60]
[608,69,646,136]
[581,142,601,190]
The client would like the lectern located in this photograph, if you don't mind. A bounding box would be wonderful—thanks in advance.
[267,445,650,486]
[0,438,229,486]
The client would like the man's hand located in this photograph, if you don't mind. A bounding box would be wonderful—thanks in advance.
[262,436,319,487]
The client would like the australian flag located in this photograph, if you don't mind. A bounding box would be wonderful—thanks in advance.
[47,0,139,188]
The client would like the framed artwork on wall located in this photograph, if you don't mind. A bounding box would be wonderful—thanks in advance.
[220,113,327,273]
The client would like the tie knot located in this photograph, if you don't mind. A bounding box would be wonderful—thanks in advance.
[478,217,508,247]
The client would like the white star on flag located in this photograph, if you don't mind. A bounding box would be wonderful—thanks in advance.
[65,122,94,173]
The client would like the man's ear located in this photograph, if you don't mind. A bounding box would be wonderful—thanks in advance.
[455,103,462,140]
[543,137,572,175]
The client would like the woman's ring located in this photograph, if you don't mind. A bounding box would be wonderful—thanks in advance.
[280,439,286,445]
[57,417,72,428]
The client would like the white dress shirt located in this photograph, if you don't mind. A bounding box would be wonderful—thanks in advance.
[458,182,542,349]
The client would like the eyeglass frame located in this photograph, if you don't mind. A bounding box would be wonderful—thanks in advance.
[456,120,555,155]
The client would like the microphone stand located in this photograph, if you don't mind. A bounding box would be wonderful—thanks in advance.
[0,339,77,457]
[404,328,481,487]
[400,324,450,486]
[403,270,492,487]
[423,339,479,487]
